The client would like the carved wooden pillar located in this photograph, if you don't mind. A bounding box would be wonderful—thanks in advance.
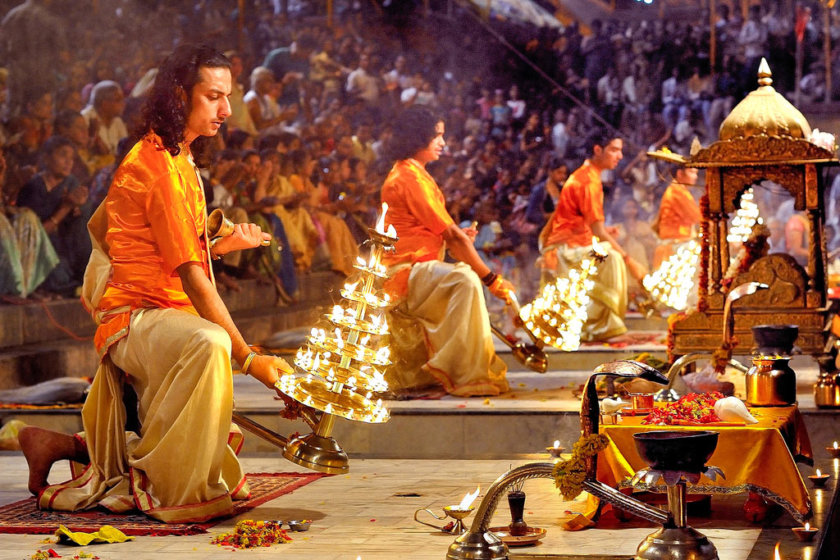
[804,164,824,308]
[710,211,724,297]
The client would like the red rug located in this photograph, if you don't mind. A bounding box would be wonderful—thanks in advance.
[0,472,325,536]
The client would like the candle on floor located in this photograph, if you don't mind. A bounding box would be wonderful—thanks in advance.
[792,522,818,542]
[808,469,829,488]
[826,441,840,459]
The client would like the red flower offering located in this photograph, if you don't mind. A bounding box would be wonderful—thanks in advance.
[642,392,724,425]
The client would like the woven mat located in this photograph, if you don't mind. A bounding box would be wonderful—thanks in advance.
[0,472,325,536]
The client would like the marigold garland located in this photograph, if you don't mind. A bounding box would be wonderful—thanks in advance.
[666,311,687,363]
[552,434,609,500]
[211,519,292,549]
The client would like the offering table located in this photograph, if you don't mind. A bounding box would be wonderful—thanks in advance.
[597,405,813,523]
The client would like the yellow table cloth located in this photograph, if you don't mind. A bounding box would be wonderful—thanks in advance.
[597,405,813,523]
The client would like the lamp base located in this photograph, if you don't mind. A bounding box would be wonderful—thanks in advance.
[635,526,718,560]
[446,530,507,560]
[283,432,349,474]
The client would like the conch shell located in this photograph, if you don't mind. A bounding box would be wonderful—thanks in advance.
[600,397,630,414]
[714,396,758,424]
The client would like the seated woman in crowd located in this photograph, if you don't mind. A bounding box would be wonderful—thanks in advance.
[16,136,92,297]
[0,150,59,302]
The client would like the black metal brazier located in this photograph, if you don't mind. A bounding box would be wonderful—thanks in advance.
[633,431,719,473]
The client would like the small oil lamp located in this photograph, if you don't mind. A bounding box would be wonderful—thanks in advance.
[826,441,840,459]
[808,469,829,488]
[443,487,480,534]
[792,522,818,542]
[546,440,564,458]
[416,487,480,535]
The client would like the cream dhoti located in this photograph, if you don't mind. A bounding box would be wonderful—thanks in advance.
[387,261,508,397]
[38,308,248,523]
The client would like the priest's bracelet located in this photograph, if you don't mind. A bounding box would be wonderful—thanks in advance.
[241,351,257,375]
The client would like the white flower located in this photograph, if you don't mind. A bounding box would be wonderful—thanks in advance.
[809,128,837,153]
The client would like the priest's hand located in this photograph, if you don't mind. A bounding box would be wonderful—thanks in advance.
[247,353,295,392]
[488,275,516,304]
[212,223,272,256]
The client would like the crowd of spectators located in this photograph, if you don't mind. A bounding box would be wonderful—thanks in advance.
[0,0,838,310]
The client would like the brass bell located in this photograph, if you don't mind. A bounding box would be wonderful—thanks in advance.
[207,208,235,239]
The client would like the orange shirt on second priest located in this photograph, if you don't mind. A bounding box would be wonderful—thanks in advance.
[544,160,604,248]
[380,159,455,297]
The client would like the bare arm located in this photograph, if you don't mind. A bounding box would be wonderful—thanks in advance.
[441,223,491,278]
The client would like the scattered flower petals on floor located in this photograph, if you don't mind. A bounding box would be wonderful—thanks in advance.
[211,520,292,549]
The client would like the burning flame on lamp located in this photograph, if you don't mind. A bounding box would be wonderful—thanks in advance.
[774,541,781,560]
[455,486,481,510]
[727,188,763,245]
[375,202,398,239]
[591,236,608,257]
[642,240,700,310]
[519,236,605,351]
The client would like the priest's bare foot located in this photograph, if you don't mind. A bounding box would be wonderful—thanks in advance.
[19,427,88,495]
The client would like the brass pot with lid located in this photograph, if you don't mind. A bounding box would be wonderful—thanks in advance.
[745,325,799,407]
[745,355,797,406]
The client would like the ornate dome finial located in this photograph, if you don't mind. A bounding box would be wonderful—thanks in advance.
[718,57,810,142]
[757,58,772,87]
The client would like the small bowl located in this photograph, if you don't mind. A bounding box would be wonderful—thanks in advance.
[826,446,840,459]
[808,474,829,488]
[287,520,311,532]
[546,446,565,458]
[792,526,818,542]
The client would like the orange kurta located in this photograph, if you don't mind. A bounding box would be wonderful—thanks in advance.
[657,181,702,240]
[93,133,209,354]
[49,133,248,524]
[381,158,454,298]
[543,160,604,248]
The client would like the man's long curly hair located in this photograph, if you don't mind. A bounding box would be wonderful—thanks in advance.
[385,106,442,162]
[138,44,230,158]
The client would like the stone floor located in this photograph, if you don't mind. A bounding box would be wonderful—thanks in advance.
[0,452,822,560]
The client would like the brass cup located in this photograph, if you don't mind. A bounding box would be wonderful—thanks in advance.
[826,446,840,459]
[631,393,654,411]
[792,526,818,542]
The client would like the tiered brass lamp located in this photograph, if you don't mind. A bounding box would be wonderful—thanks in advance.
[274,206,397,474]
[519,239,608,351]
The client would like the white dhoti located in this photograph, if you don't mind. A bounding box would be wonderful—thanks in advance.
[541,244,628,342]
[39,308,248,523]
[386,261,508,397]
